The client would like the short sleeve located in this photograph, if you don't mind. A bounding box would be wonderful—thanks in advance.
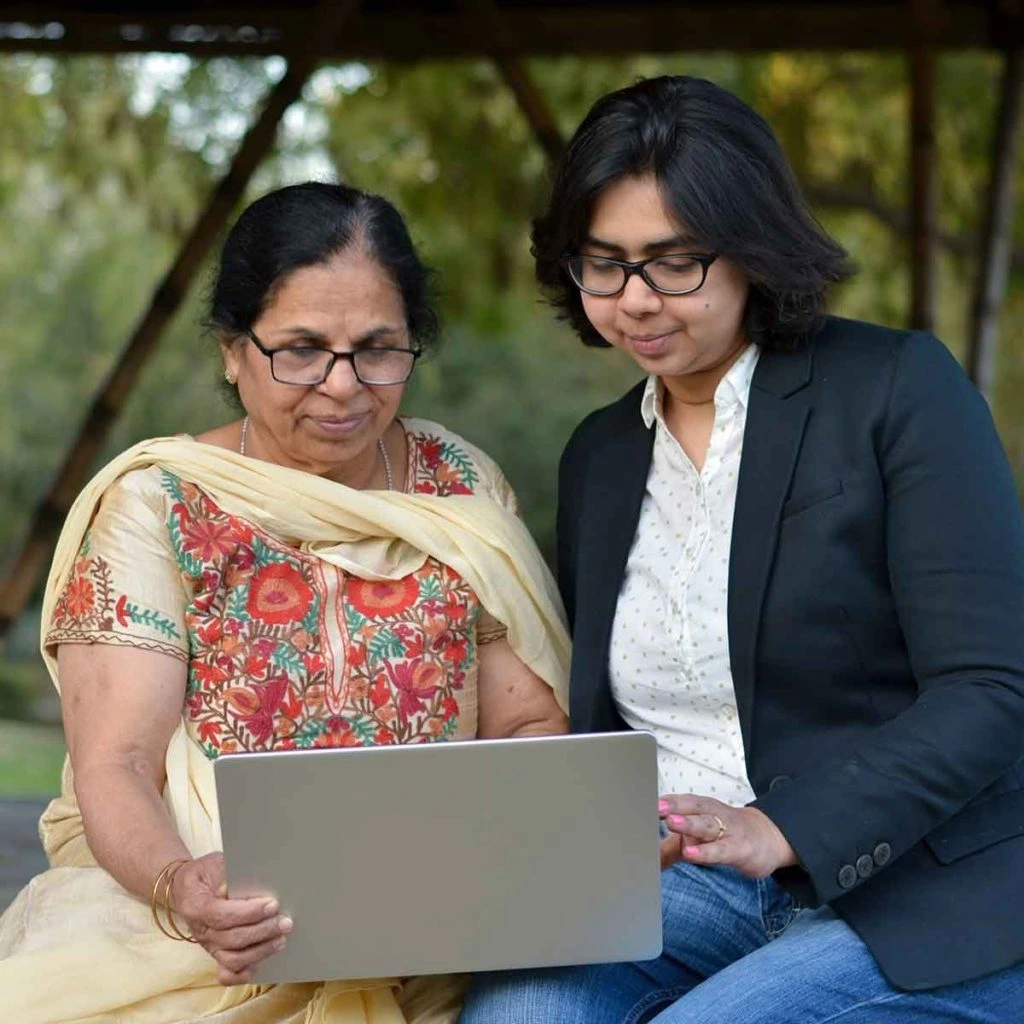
[46,468,189,662]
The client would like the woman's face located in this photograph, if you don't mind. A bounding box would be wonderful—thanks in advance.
[223,249,410,480]
[579,174,750,383]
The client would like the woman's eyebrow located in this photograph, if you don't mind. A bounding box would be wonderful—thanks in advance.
[351,326,406,348]
[268,325,404,347]
[582,234,698,254]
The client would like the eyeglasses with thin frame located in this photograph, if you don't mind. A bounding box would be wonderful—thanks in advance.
[561,252,718,297]
[245,329,421,387]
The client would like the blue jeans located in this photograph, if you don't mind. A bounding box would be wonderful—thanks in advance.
[459,862,1024,1023]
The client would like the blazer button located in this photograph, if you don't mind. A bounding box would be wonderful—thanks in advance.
[768,774,792,792]
[837,864,858,889]
[873,842,892,867]
[856,854,874,879]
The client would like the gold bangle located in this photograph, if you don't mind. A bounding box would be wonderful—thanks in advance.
[163,859,199,943]
[151,859,188,941]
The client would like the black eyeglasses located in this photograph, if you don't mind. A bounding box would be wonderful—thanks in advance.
[245,329,421,387]
[561,252,718,297]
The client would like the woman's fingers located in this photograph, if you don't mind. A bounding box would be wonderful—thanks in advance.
[664,812,728,843]
[658,794,799,877]
[213,933,289,976]
[206,914,293,952]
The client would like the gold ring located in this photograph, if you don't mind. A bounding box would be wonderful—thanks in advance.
[712,814,727,840]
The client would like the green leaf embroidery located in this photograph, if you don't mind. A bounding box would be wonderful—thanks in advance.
[368,628,405,665]
[122,600,181,640]
[345,604,366,633]
[167,517,203,578]
[349,714,376,744]
[301,594,321,634]
[226,587,248,621]
[159,469,185,503]
[439,441,479,487]
[272,641,304,674]
[418,575,443,601]
[251,535,290,567]
[293,720,328,748]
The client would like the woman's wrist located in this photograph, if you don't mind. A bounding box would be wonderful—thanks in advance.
[150,856,197,942]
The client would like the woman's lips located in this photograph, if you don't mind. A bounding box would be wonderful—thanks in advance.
[310,412,372,435]
[624,331,674,356]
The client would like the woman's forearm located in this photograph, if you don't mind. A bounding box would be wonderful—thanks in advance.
[75,760,192,902]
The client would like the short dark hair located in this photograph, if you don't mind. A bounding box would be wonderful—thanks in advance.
[209,181,440,352]
[532,75,853,350]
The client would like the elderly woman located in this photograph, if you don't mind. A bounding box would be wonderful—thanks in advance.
[460,76,1024,1022]
[0,182,568,1024]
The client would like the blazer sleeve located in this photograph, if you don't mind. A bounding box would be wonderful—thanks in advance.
[753,331,1024,905]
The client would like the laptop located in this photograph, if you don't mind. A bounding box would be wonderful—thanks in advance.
[214,731,663,984]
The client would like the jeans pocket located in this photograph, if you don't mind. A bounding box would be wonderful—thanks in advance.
[758,876,799,939]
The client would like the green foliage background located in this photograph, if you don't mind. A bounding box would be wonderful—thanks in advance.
[1,51,1022,728]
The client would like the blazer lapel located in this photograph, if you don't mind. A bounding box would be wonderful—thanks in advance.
[729,344,814,750]
[572,408,654,730]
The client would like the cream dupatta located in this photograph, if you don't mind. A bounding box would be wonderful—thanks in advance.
[0,436,569,1024]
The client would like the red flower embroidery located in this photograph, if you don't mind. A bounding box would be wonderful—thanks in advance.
[247,563,314,625]
[347,576,419,619]
[385,658,443,719]
[420,440,443,469]
[180,515,237,562]
[64,576,95,621]
[222,675,289,744]
[370,675,391,709]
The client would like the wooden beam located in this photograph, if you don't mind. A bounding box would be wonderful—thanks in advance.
[0,1,362,637]
[458,0,565,167]
[967,46,1024,398]
[0,3,1018,59]
[908,0,940,332]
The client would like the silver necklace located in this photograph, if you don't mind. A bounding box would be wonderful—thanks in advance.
[239,416,393,490]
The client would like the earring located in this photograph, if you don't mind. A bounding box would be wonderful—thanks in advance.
[224,369,237,385]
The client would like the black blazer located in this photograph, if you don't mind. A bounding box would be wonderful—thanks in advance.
[557,316,1024,991]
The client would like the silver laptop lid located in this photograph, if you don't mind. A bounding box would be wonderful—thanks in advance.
[215,731,662,983]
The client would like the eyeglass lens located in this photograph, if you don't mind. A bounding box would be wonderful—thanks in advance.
[571,254,708,295]
[273,348,416,386]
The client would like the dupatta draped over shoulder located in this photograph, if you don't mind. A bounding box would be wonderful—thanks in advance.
[0,435,569,1024]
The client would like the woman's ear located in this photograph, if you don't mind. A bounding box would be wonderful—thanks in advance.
[220,332,242,384]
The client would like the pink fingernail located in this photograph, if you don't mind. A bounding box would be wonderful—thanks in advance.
[668,814,686,828]
[264,900,279,915]
[684,845,701,857]
[279,916,294,934]
[658,800,670,815]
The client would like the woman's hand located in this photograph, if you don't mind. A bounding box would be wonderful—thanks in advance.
[169,852,293,986]
[658,794,798,878]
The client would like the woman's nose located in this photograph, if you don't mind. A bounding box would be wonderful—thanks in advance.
[618,272,662,316]
[316,355,363,397]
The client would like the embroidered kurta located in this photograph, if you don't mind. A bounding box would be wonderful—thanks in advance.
[609,346,760,806]
[47,418,513,758]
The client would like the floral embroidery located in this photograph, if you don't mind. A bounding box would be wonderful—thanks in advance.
[50,529,182,645]
[347,576,419,618]
[407,431,479,496]
[50,425,496,760]
[247,563,315,625]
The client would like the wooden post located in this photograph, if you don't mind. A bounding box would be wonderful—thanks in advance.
[0,2,363,637]
[909,0,940,331]
[967,48,1024,398]
[458,0,565,167]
